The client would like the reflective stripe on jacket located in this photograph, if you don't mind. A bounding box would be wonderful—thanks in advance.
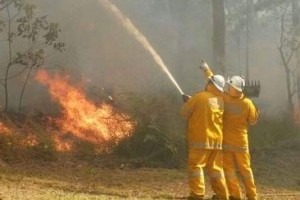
[204,69,259,151]
[181,84,224,150]
[222,94,258,151]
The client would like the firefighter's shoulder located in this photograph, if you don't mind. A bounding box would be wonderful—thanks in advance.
[193,90,207,96]
[242,96,255,106]
[190,90,207,99]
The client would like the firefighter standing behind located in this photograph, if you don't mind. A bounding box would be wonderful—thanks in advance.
[181,74,229,200]
[200,60,259,200]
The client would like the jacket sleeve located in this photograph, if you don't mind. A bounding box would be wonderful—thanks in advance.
[204,68,214,79]
[247,100,259,125]
[181,95,198,118]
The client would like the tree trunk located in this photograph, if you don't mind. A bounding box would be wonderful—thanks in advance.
[245,0,254,80]
[279,10,296,116]
[4,6,12,112]
[292,0,300,114]
[286,69,294,113]
[18,66,33,111]
[172,1,188,85]
[212,0,226,74]
[236,26,242,76]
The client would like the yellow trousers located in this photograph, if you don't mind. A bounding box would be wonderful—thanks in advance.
[223,151,257,200]
[188,149,228,199]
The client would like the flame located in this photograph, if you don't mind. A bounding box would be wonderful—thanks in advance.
[0,121,11,135]
[53,133,73,152]
[21,134,39,147]
[35,70,135,144]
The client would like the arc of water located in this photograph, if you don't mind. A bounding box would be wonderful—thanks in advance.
[98,0,184,95]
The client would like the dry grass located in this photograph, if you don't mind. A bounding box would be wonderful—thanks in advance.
[0,161,188,200]
[0,148,299,200]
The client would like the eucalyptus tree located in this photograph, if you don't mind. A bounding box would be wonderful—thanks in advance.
[0,0,64,111]
[212,0,226,74]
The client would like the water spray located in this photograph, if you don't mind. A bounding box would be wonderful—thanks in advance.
[98,0,184,95]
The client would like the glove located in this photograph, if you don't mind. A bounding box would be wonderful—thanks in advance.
[199,59,209,71]
[182,94,191,103]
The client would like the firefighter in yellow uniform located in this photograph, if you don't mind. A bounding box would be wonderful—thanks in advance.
[181,75,229,200]
[200,61,259,200]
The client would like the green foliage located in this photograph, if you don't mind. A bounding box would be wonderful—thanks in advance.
[0,0,65,111]
[249,114,300,150]
[14,2,65,62]
[14,49,45,67]
[114,91,186,168]
[116,124,179,167]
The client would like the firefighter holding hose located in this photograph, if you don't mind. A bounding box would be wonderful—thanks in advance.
[200,60,259,200]
[181,74,229,200]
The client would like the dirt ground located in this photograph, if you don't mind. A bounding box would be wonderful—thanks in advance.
[0,148,299,200]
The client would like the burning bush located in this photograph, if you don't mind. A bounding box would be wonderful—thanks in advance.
[35,70,135,151]
[0,114,58,162]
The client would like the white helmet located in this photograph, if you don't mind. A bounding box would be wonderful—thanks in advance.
[209,75,225,92]
[228,76,245,92]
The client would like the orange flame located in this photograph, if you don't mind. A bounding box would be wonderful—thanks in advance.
[21,134,39,147]
[53,133,73,152]
[0,121,11,135]
[35,70,135,144]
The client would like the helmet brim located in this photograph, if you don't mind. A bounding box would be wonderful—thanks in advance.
[227,81,243,92]
[209,77,224,92]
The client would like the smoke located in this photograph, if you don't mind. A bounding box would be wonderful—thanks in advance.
[98,0,184,95]
[1,0,290,117]
[21,0,209,111]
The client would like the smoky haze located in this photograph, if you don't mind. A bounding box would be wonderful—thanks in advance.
[10,0,287,116]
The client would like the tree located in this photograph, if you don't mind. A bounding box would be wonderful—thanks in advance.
[245,0,254,80]
[226,0,287,78]
[212,0,226,74]
[226,0,247,76]
[292,0,300,117]
[226,0,299,117]
[278,3,299,116]
[0,0,64,111]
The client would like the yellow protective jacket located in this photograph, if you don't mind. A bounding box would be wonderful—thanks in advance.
[181,84,224,150]
[204,69,259,152]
